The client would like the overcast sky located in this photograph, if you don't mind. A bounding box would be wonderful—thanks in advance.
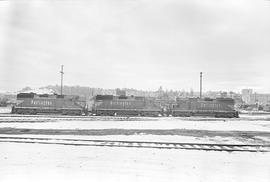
[0,0,270,93]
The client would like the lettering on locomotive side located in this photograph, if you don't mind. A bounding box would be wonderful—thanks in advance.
[110,101,131,106]
[200,103,220,109]
[31,100,53,106]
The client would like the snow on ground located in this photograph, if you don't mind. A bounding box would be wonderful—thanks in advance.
[239,114,270,120]
[1,119,270,132]
[253,136,270,143]
[0,142,270,182]
[1,114,269,182]
[1,113,270,132]
[0,107,11,114]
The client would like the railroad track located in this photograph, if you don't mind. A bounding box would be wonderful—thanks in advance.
[0,113,266,122]
[0,136,269,152]
[0,114,153,122]
[0,113,237,122]
[0,114,89,118]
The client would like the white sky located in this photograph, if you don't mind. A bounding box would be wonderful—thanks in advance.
[0,0,270,93]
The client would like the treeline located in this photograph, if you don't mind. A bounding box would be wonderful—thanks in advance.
[43,85,114,99]
[42,85,184,100]
[17,85,239,101]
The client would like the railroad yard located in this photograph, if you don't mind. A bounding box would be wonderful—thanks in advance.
[0,107,270,182]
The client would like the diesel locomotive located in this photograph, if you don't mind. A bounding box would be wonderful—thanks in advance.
[171,97,239,118]
[12,93,87,115]
[92,95,162,117]
[91,95,238,118]
[11,92,239,118]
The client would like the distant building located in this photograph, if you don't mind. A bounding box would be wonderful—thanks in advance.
[242,89,253,95]
[241,89,270,105]
[250,93,270,105]
[158,86,164,98]
[241,89,253,104]
[116,88,126,96]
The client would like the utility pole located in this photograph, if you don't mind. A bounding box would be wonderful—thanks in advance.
[60,65,64,96]
[255,92,257,106]
[200,72,202,99]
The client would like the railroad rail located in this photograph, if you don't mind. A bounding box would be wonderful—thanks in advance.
[0,113,235,122]
[0,136,269,152]
[0,113,265,122]
[0,114,157,122]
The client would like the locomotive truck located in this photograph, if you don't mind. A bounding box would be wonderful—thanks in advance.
[12,93,87,115]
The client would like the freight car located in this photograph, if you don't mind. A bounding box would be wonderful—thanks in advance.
[12,93,87,115]
[92,95,162,117]
[170,97,239,118]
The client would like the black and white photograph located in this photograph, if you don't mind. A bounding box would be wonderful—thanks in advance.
[0,0,270,182]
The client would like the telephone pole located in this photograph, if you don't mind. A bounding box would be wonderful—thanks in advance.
[60,65,64,96]
[200,72,202,98]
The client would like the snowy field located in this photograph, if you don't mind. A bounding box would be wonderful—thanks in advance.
[0,112,270,182]
[0,107,11,114]
[1,116,270,132]
[1,142,270,182]
[0,113,270,144]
